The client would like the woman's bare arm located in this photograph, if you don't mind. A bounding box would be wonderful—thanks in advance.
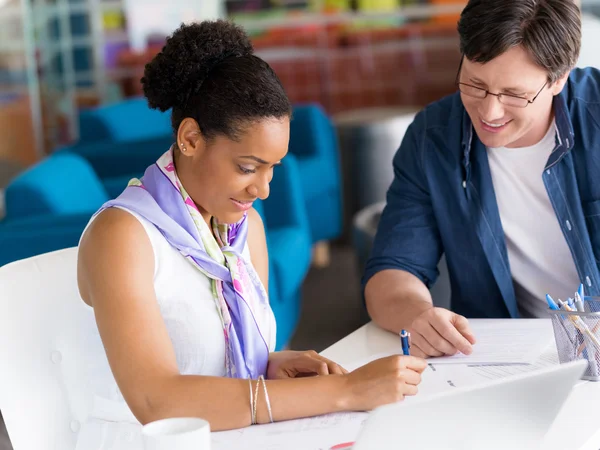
[77,208,426,430]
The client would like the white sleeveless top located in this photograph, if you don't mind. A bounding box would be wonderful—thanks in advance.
[75,208,276,450]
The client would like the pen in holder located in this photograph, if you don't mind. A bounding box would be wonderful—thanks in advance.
[548,297,600,381]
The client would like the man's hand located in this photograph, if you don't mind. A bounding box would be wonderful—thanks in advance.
[266,350,348,379]
[408,307,476,358]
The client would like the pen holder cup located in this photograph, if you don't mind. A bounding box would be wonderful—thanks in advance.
[548,297,600,381]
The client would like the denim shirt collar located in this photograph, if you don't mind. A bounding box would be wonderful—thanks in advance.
[460,88,575,171]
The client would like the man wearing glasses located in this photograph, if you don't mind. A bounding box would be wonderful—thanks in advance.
[363,0,594,358]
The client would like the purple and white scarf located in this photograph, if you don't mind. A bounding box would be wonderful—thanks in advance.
[95,148,274,379]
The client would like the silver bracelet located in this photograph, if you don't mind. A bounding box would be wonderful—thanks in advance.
[258,375,274,423]
[253,376,260,424]
[248,378,255,425]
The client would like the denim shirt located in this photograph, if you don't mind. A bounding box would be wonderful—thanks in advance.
[364,67,600,319]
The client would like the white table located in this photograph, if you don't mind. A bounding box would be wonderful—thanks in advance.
[321,319,600,450]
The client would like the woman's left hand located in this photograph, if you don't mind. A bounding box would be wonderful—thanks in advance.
[266,350,348,379]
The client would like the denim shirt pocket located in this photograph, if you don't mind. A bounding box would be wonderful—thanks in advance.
[584,200,600,263]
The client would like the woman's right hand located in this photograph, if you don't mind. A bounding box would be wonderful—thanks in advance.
[342,355,428,411]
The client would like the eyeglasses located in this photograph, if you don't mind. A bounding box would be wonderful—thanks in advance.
[455,57,548,108]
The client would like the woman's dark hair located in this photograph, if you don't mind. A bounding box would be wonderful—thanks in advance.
[142,20,291,141]
[458,0,581,82]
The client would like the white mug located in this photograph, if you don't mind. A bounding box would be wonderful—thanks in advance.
[142,417,211,450]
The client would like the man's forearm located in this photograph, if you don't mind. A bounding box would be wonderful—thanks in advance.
[365,269,434,333]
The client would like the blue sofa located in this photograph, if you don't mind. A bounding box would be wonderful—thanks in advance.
[78,97,172,143]
[4,153,110,221]
[61,98,174,197]
[55,135,174,198]
[1,153,110,266]
[288,104,343,243]
[254,154,312,349]
[0,214,92,267]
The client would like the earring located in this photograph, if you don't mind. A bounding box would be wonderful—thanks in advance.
[180,142,187,153]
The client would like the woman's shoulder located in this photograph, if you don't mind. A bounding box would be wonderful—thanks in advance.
[80,208,150,253]
[77,208,156,303]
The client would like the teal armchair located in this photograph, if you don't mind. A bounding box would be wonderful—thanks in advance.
[288,104,343,243]
[254,154,312,349]
[78,97,172,143]
[4,153,109,221]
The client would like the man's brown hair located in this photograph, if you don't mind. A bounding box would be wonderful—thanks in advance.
[458,0,581,82]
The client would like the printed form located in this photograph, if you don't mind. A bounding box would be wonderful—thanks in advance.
[211,320,566,450]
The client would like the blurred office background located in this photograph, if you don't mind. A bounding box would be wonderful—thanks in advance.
[1,0,600,447]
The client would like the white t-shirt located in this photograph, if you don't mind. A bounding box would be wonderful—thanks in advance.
[487,120,579,318]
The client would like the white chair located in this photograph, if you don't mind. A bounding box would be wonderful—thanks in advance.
[0,248,100,450]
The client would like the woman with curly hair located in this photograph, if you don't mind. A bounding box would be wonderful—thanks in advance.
[76,20,426,448]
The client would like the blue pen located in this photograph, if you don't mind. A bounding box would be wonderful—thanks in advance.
[567,298,575,310]
[546,294,559,310]
[400,330,411,356]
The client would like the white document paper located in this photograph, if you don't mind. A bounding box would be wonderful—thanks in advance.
[465,342,558,379]
[211,412,367,450]
[428,319,553,364]
[342,319,553,367]
[426,342,559,388]
[435,342,588,387]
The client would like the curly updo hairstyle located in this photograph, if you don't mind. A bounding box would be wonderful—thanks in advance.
[142,20,291,141]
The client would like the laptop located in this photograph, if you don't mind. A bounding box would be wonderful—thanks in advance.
[352,359,587,450]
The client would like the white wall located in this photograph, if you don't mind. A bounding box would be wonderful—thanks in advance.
[123,0,225,52]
